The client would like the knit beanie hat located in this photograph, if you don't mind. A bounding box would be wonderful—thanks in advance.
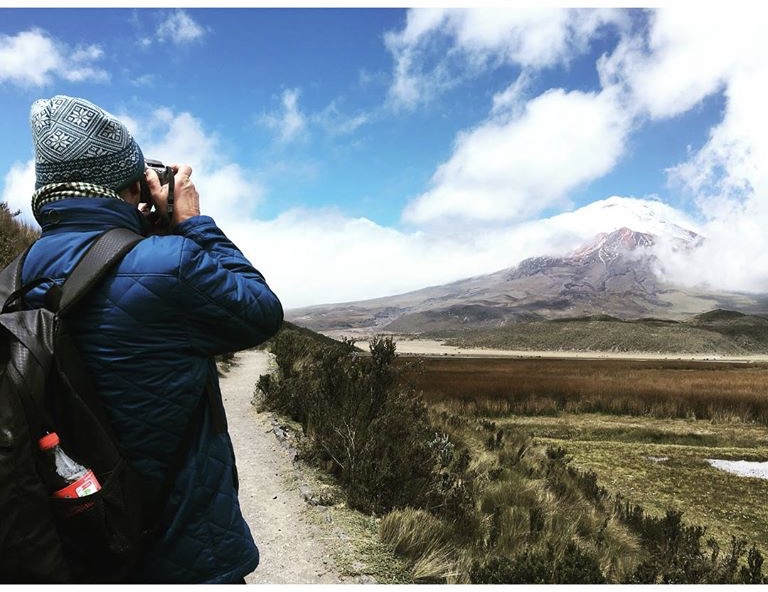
[30,95,144,191]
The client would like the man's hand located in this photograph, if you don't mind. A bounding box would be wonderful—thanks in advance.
[144,163,201,232]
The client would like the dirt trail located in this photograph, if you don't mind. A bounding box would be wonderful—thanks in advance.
[218,348,345,584]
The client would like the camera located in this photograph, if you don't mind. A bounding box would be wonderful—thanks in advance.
[145,158,174,186]
[139,158,174,206]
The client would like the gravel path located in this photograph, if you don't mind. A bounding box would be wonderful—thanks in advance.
[219,348,345,584]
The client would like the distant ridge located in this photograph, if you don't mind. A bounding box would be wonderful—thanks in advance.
[440,310,768,355]
[693,309,747,322]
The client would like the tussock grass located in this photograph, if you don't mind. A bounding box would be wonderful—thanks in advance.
[262,333,768,583]
[595,516,642,581]
[378,508,458,583]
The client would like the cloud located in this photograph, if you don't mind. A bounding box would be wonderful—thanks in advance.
[315,101,370,136]
[0,29,107,87]
[403,85,631,226]
[247,195,707,310]
[259,90,373,145]
[657,69,768,293]
[1,159,35,223]
[603,6,768,295]
[598,6,760,121]
[221,206,597,310]
[155,9,206,45]
[259,89,307,143]
[385,7,627,109]
[389,8,634,227]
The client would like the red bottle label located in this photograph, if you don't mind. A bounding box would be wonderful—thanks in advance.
[52,470,101,499]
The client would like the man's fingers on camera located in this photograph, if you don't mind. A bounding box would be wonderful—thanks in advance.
[144,166,162,191]
[173,164,194,186]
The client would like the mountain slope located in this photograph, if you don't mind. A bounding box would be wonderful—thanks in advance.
[288,226,764,335]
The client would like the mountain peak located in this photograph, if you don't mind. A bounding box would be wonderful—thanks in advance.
[570,227,655,264]
[560,196,702,244]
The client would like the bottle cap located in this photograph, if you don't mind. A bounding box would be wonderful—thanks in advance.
[38,432,60,450]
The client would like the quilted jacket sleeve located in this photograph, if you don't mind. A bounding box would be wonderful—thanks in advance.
[174,215,283,355]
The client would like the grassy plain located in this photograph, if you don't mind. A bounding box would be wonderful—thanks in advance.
[402,356,768,557]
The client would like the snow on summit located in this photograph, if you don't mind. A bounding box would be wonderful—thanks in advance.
[558,196,702,242]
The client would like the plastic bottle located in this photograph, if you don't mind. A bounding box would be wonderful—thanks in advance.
[38,432,101,498]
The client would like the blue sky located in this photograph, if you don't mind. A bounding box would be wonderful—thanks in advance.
[2,5,768,308]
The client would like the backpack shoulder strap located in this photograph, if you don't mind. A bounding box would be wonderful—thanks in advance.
[51,227,144,436]
[54,228,144,314]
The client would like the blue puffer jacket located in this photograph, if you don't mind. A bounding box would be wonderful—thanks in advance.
[21,196,283,583]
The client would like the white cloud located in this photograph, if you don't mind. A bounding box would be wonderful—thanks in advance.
[155,9,206,45]
[315,101,369,136]
[404,86,631,225]
[222,206,591,310]
[1,160,35,223]
[0,29,107,87]
[260,89,307,143]
[246,195,706,310]
[259,91,373,144]
[389,8,635,228]
[600,6,768,295]
[599,6,763,121]
[385,7,627,109]
[657,65,768,294]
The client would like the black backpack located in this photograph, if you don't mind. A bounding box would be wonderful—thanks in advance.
[0,228,205,583]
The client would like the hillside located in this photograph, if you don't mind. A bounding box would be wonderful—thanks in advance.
[434,310,768,355]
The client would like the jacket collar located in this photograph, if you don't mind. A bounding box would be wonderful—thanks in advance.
[38,197,148,236]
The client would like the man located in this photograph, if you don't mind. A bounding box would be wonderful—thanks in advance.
[21,95,283,583]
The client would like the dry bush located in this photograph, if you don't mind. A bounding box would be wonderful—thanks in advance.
[0,201,38,268]
[258,331,438,514]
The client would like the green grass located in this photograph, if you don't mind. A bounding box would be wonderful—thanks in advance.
[493,412,768,555]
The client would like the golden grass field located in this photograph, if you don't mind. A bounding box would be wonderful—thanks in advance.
[401,355,768,555]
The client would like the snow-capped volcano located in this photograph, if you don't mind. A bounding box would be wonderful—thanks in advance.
[287,206,763,334]
[550,196,703,245]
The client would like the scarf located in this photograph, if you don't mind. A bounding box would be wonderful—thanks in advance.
[31,182,122,224]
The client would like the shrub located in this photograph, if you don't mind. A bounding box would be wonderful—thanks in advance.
[469,542,606,584]
[258,330,439,514]
[0,201,38,268]
[613,501,766,584]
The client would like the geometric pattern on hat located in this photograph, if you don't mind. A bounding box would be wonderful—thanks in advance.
[30,95,144,190]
